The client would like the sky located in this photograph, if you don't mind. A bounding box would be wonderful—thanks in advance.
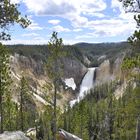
[3,0,137,45]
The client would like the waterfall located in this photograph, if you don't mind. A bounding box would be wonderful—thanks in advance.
[70,67,96,107]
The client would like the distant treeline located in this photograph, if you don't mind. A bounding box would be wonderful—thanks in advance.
[7,42,131,67]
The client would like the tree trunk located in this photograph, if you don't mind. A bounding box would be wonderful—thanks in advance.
[20,89,23,131]
[80,115,83,138]
[0,76,3,133]
[8,104,12,130]
[0,91,3,133]
[136,116,140,140]
[52,83,57,140]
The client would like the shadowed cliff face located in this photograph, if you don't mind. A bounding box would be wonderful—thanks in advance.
[61,57,87,86]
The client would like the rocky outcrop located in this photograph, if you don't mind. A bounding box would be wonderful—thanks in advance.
[94,54,137,99]
[10,54,45,77]
[26,128,36,140]
[95,55,125,85]
[0,131,30,140]
[58,129,82,140]
[95,60,112,85]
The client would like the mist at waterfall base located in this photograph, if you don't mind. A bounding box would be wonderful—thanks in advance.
[70,68,96,107]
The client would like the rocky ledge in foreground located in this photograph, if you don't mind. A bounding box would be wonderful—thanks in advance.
[58,129,82,140]
[0,131,30,140]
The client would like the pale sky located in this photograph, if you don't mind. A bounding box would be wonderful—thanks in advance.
[3,0,136,44]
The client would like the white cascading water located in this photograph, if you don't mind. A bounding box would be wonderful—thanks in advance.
[70,67,96,107]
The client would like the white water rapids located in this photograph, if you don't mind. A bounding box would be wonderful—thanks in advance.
[70,67,96,107]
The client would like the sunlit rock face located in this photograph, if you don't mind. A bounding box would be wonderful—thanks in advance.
[0,131,30,140]
[96,60,113,85]
[95,54,124,85]
[113,56,125,80]
[10,53,45,76]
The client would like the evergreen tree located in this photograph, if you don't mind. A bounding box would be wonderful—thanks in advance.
[45,32,66,140]
[0,0,30,40]
[0,43,11,133]
[19,76,36,131]
[19,76,28,131]
[0,0,30,132]
[59,79,140,140]
[120,0,140,46]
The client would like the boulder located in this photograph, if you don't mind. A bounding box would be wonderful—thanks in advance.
[58,129,82,140]
[0,131,30,140]
[26,128,36,140]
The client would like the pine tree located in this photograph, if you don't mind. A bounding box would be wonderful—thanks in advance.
[0,1,30,132]
[45,32,66,140]
[0,0,30,40]
[120,0,140,46]
[19,76,35,131]
[0,43,11,133]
